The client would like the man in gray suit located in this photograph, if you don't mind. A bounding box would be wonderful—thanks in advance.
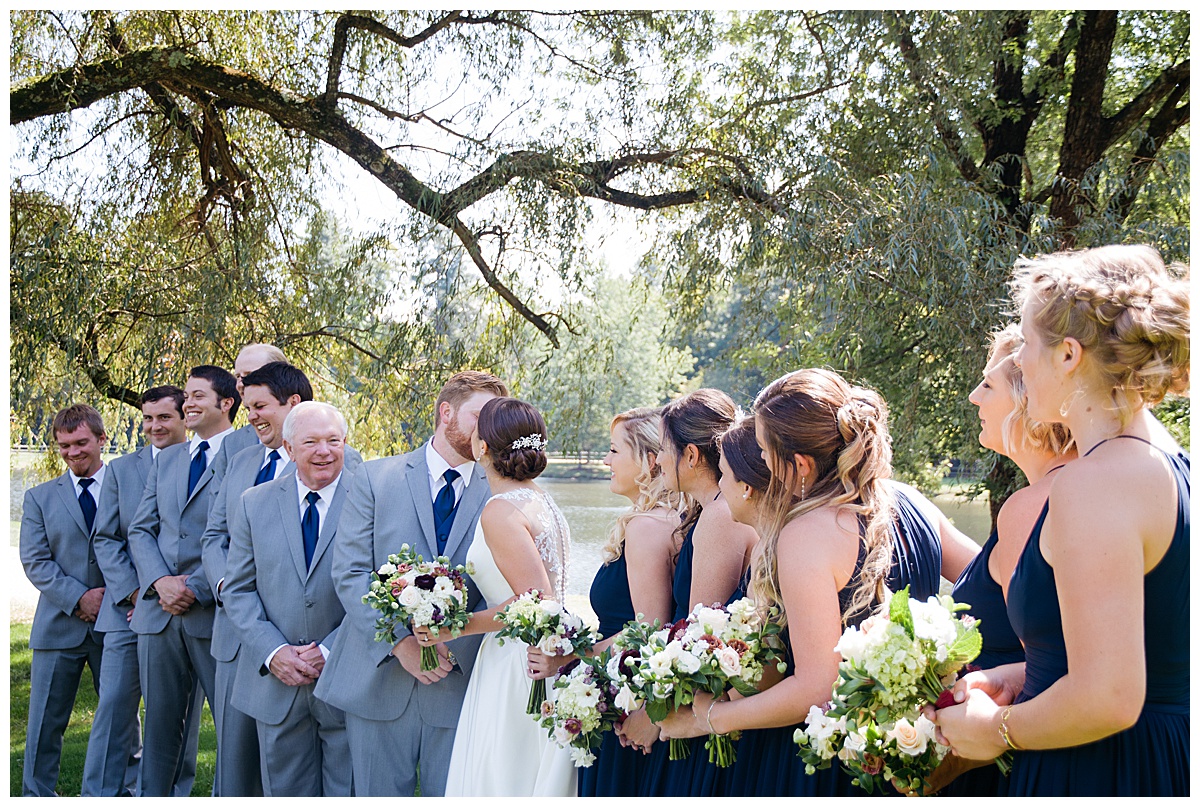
[91,386,203,796]
[19,405,110,796]
[126,365,239,796]
[200,361,313,796]
[315,371,509,796]
[225,402,362,795]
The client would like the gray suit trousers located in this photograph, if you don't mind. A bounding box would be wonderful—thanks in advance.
[345,708,455,796]
[258,686,351,796]
[80,629,140,795]
[212,655,263,796]
[136,617,217,796]
[22,634,104,796]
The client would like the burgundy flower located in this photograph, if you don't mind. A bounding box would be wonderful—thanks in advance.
[560,658,581,677]
[564,718,582,734]
[934,689,956,710]
[726,638,749,656]
[965,663,982,674]
[862,753,884,775]
[414,574,436,590]
[667,618,689,643]
[618,649,640,682]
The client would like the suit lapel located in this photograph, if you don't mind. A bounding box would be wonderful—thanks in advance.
[443,464,489,560]
[136,445,154,483]
[54,474,89,537]
[406,449,438,561]
[275,476,309,582]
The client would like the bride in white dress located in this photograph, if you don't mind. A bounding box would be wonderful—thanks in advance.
[415,397,576,797]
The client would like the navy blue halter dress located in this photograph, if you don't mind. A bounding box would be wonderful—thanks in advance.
[945,526,1026,796]
[577,548,642,796]
[638,519,747,796]
[1005,438,1189,796]
[725,483,946,797]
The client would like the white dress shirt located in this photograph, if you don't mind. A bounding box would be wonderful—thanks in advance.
[425,440,474,507]
[189,426,234,469]
[264,472,343,669]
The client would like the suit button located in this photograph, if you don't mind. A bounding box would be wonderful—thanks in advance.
[89,559,96,564]
[305,601,314,608]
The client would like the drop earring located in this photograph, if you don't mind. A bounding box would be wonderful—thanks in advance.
[800,475,806,501]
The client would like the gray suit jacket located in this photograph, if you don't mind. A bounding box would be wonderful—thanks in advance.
[20,471,106,650]
[93,446,154,634]
[126,439,226,637]
[224,454,363,725]
[313,444,487,726]
[201,442,295,663]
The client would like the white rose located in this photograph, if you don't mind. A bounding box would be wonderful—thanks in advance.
[537,636,560,654]
[888,717,928,756]
[842,728,867,755]
[377,562,397,577]
[647,651,674,677]
[553,726,573,746]
[539,599,564,617]
[398,585,424,608]
[715,646,742,677]
[606,656,623,680]
[615,685,640,713]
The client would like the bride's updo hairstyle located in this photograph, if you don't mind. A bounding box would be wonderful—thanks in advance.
[986,324,1071,456]
[477,397,548,482]
[660,388,739,543]
[752,368,895,626]
[1012,245,1190,426]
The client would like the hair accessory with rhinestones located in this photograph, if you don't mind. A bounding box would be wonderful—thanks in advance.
[510,433,548,451]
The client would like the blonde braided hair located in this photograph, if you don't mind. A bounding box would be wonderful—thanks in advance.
[1011,245,1190,427]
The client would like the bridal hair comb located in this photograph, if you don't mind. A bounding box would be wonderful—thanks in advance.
[510,434,548,451]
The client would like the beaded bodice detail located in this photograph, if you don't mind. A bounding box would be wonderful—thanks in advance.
[491,487,571,602]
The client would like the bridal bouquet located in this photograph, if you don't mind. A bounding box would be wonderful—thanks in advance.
[362,543,474,671]
[496,589,600,715]
[613,598,786,767]
[794,586,986,795]
[535,655,622,768]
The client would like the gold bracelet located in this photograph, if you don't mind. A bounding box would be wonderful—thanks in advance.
[998,705,1022,751]
[704,700,718,734]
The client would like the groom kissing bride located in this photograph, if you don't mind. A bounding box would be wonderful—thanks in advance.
[314,371,509,796]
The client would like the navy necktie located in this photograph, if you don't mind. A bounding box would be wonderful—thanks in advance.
[302,491,321,570]
[187,440,209,497]
[254,449,281,486]
[433,469,461,556]
[77,477,97,534]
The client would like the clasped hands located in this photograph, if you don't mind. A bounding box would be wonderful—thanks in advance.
[74,586,105,623]
[152,574,196,615]
[269,642,325,686]
[923,667,1024,762]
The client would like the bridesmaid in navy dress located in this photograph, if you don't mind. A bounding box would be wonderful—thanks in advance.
[938,325,1075,796]
[640,389,757,797]
[660,369,973,796]
[572,408,681,796]
[934,245,1190,795]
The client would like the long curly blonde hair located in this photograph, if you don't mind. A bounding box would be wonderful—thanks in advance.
[751,368,896,627]
[601,408,688,563]
[1011,245,1190,428]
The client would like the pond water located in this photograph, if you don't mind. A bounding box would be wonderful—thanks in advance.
[540,478,992,599]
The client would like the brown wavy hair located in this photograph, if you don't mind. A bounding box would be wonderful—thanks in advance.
[660,388,739,546]
[751,368,895,627]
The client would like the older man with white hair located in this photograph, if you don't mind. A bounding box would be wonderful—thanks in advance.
[222,402,362,796]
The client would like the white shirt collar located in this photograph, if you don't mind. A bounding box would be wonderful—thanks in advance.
[264,444,290,465]
[297,471,342,508]
[425,440,475,488]
[190,426,234,461]
[69,462,106,496]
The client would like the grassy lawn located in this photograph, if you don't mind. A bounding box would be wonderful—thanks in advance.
[9,622,217,796]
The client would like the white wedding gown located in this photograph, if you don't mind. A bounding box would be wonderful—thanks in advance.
[443,488,577,797]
